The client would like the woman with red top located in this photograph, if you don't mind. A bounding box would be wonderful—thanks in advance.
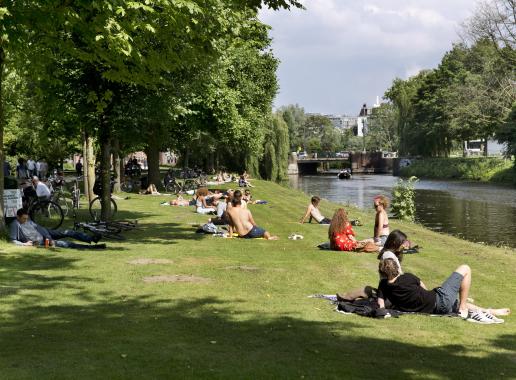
[328,208,358,251]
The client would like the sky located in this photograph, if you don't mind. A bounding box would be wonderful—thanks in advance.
[259,0,477,115]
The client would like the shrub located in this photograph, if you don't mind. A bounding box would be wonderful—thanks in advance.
[391,176,418,221]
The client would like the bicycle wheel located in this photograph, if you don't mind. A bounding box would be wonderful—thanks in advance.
[89,197,118,221]
[30,201,64,230]
[54,193,71,216]
[72,188,81,209]
[121,180,133,193]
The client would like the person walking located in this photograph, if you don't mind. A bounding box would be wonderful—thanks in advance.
[36,160,42,178]
[39,159,48,180]
[75,158,83,177]
[16,158,28,179]
[27,158,36,178]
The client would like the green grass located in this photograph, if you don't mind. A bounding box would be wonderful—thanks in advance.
[1,180,515,379]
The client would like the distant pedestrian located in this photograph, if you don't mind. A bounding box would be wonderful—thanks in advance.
[36,160,42,178]
[16,158,28,179]
[75,158,83,177]
[39,159,48,180]
[27,158,36,177]
[3,160,11,177]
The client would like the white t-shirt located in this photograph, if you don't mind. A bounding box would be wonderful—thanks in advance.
[379,250,403,279]
[35,182,51,199]
[27,160,36,170]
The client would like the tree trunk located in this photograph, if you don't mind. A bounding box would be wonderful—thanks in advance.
[145,141,160,189]
[99,118,112,221]
[183,147,189,169]
[112,137,121,193]
[83,130,95,202]
[0,47,5,232]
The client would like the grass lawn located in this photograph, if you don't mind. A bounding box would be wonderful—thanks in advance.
[1,180,515,379]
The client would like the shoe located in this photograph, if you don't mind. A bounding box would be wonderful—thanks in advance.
[466,311,496,324]
[481,312,504,324]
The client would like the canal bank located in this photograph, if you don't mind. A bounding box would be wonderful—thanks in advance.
[396,156,516,184]
[290,174,516,248]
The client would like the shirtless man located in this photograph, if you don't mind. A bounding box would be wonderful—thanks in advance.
[227,190,278,240]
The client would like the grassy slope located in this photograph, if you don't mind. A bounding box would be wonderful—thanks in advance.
[0,180,515,379]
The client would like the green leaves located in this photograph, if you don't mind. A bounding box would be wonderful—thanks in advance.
[391,176,419,221]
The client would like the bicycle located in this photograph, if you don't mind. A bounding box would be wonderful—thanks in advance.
[89,176,118,221]
[121,175,141,193]
[74,220,125,240]
[71,177,81,210]
[25,196,64,230]
[165,177,184,194]
[89,196,117,221]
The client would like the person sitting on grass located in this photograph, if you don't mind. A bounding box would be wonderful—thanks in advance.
[140,183,160,195]
[195,188,217,215]
[373,195,390,246]
[238,173,253,188]
[328,208,360,251]
[10,208,106,250]
[377,258,510,323]
[300,196,331,224]
[337,230,409,301]
[227,190,278,240]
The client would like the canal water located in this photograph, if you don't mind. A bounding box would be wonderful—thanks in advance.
[289,174,516,248]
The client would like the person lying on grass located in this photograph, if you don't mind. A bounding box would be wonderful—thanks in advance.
[337,229,410,301]
[160,195,194,206]
[377,258,510,323]
[10,208,106,250]
[300,196,331,224]
[227,190,278,240]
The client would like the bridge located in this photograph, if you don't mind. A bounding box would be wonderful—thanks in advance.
[288,152,394,175]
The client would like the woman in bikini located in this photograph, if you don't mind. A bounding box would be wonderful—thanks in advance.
[373,195,390,246]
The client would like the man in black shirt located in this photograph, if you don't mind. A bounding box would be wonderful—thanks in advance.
[377,259,509,323]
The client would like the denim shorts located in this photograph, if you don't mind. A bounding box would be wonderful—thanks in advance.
[433,272,463,314]
[378,235,388,246]
[243,226,266,239]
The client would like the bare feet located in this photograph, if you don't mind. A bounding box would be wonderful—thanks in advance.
[267,236,279,240]
[486,308,511,316]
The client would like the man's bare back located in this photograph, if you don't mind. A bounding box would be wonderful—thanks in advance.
[227,206,254,236]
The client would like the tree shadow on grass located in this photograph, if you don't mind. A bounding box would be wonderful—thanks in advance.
[0,294,514,379]
[122,222,208,245]
[0,253,91,297]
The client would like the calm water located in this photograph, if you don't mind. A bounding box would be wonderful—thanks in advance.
[289,174,516,247]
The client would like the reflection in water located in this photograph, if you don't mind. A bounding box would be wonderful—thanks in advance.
[289,174,516,247]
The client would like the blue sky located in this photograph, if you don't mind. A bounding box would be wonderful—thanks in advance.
[259,0,477,115]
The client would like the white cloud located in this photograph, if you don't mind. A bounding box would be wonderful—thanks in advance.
[260,0,476,114]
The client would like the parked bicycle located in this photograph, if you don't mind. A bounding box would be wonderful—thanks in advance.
[23,193,64,230]
[47,173,71,216]
[89,176,117,221]
[121,175,141,193]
